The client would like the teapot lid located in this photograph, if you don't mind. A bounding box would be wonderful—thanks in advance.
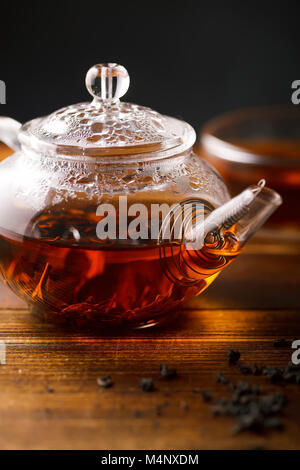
[19,63,196,160]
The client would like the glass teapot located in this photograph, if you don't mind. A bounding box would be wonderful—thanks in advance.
[0,63,282,329]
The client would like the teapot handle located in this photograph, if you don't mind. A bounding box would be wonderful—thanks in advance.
[0,117,21,151]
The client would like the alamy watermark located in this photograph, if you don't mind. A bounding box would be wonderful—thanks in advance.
[95,197,207,250]
[291,340,300,365]
[0,340,6,364]
[291,80,300,104]
[0,80,5,104]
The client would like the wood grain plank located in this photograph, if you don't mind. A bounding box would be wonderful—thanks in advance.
[0,307,299,450]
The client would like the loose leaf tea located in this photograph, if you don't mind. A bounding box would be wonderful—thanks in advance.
[238,364,252,375]
[228,349,241,365]
[206,346,300,434]
[262,362,300,385]
[97,375,113,388]
[212,380,287,434]
[217,373,229,384]
[140,378,155,392]
[160,363,177,380]
[253,364,264,376]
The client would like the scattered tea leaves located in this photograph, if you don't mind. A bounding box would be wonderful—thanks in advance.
[253,364,264,376]
[228,349,241,365]
[160,363,177,380]
[212,380,287,434]
[217,373,229,384]
[238,364,252,375]
[140,378,155,392]
[97,375,113,388]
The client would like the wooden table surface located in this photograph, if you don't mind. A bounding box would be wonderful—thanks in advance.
[0,145,299,450]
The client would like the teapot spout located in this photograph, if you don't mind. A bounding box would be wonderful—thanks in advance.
[229,181,282,248]
[159,181,282,287]
[185,179,282,250]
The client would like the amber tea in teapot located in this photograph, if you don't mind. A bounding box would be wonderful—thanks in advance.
[0,214,240,328]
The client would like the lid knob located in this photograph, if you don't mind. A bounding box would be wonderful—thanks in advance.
[85,63,130,103]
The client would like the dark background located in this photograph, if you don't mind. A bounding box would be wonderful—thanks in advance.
[1,0,300,134]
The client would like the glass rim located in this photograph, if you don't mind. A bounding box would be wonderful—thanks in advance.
[201,105,300,168]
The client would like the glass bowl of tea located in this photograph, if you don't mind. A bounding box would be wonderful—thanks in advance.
[199,105,300,235]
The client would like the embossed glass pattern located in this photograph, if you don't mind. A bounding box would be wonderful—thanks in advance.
[19,64,195,158]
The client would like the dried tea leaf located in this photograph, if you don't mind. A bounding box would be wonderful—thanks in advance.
[140,378,155,392]
[228,349,241,365]
[97,375,113,388]
[160,363,177,380]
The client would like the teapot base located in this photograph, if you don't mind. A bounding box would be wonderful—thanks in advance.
[28,302,182,332]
